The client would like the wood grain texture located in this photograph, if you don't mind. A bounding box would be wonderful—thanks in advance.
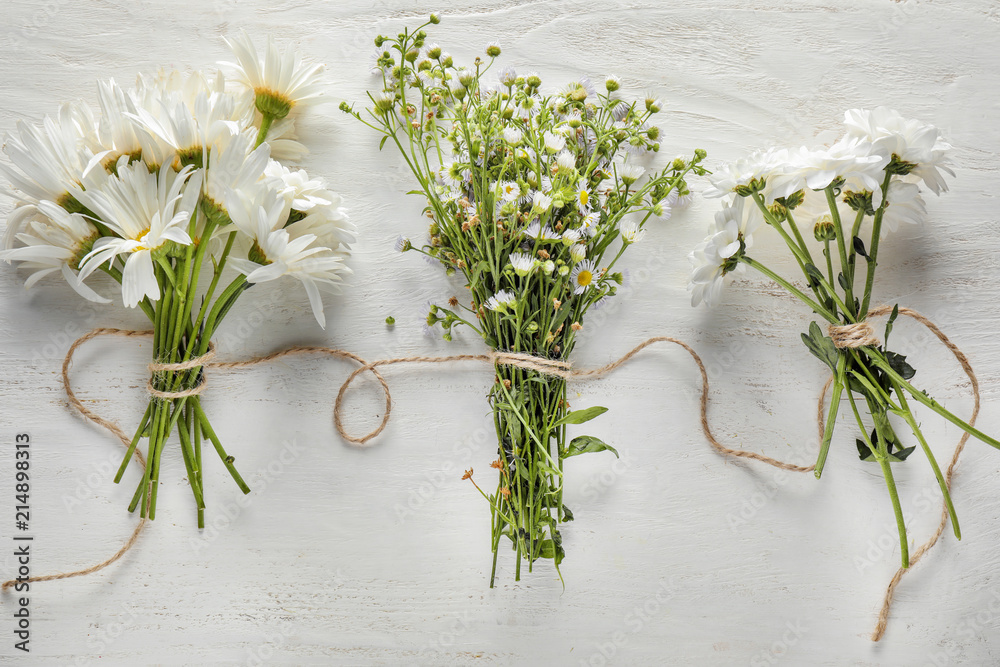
[1,0,999,664]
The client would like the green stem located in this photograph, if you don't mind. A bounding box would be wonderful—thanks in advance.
[890,383,960,539]
[193,399,250,494]
[741,257,838,324]
[814,355,846,479]
[859,171,894,317]
[860,347,1000,450]
[845,385,909,568]
[255,113,275,148]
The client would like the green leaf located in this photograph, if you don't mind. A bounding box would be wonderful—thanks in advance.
[853,236,869,259]
[561,505,574,522]
[804,263,824,287]
[564,435,619,459]
[379,135,388,151]
[837,272,850,292]
[800,321,839,372]
[856,438,876,462]
[886,351,916,380]
[884,304,900,346]
[552,406,608,428]
[887,446,916,462]
[539,539,556,559]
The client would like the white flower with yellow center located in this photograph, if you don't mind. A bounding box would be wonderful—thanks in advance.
[619,220,645,245]
[574,179,592,213]
[76,161,202,307]
[0,201,108,303]
[571,259,596,295]
[222,31,324,121]
[225,186,349,328]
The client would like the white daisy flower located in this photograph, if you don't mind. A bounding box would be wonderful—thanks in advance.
[843,107,954,194]
[485,289,516,312]
[508,252,535,277]
[619,220,645,245]
[702,147,789,200]
[561,228,582,245]
[530,191,553,214]
[880,180,926,237]
[569,243,587,263]
[580,212,600,237]
[498,66,517,87]
[0,201,109,303]
[0,104,100,208]
[203,130,271,212]
[574,179,592,213]
[76,161,202,307]
[687,239,733,308]
[222,31,324,118]
[126,89,241,157]
[771,137,887,205]
[570,259,596,295]
[524,220,556,241]
[231,228,348,329]
[503,127,523,146]
[616,163,645,186]
[555,151,576,172]
[264,160,334,212]
[497,180,520,203]
[543,131,566,153]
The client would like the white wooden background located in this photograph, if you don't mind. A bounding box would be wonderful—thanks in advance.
[1,0,999,664]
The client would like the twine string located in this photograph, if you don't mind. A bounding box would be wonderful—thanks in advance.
[2,308,982,646]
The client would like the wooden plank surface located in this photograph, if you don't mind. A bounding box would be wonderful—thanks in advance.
[0,0,998,664]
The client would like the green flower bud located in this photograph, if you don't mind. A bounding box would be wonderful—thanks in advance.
[527,74,541,88]
[646,125,660,140]
[385,316,396,326]
[429,13,441,24]
[813,216,836,242]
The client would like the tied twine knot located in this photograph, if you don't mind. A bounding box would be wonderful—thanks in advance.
[5,307,981,644]
[828,321,881,349]
[146,343,216,399]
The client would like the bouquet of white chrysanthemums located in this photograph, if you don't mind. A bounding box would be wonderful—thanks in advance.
[0,33,355,526]
[343,15,705,584]
[690,107,999,567]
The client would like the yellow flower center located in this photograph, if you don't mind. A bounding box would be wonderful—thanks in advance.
[576,270,593,287]
[578,190,588,207]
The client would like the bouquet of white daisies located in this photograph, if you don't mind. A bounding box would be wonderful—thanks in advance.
[690,107,999,567]
[0,33,354,526]
[344,15,704,584]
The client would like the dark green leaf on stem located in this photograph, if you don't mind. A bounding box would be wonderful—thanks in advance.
[564,435,619,458]
[553,406,608,427]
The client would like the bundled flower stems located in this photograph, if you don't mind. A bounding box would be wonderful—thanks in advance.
[690,107,999,571]
[0,34,354,526]
[343,15,705,584]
